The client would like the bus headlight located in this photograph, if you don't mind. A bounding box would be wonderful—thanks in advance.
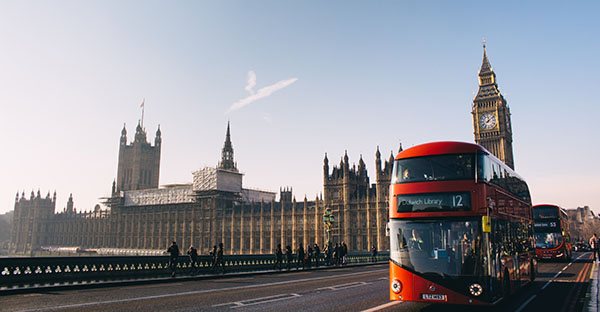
[469,283,483,296]
[391,279,402,293]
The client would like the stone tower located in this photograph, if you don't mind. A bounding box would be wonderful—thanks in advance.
[10,190,56,253]
[323,148,392,251]
[116,122,161,192]
[472,41,515,169]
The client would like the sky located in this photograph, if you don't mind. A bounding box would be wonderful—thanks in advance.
[0,1,599,215]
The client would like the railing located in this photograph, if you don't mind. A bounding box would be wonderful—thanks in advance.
[0,252,389,290]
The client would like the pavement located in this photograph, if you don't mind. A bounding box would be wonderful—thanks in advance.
[586,260,599,312]
[0,260,386,296]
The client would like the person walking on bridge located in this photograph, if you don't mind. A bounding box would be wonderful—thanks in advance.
[274,244,283,270]
[187,246,199,275]
[285,245,293,270]
[212,242,226,274]
[590,234,599,261]
[296,245,305,270]
[167,241,180,277]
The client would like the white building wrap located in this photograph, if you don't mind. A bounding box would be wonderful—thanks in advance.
[123,185,195,206]
[193,167,243,193]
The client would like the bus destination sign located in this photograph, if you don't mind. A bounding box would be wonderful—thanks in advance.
[534,221,558,229]
[397,192,471,213]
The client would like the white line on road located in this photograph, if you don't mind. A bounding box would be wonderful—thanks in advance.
[317,281,371,291]
[15,268,388,312]
[213,293,302,308]
[360,301,403,312]
[541,253,587,290]
[515,294,536,312]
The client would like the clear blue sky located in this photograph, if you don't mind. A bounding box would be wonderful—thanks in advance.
[1,1,598,215]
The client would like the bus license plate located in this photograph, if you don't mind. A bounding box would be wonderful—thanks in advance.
[421,294,446,301]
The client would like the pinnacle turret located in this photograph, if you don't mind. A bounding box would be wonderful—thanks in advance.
[218,121,238,172]
[479,39,493,76]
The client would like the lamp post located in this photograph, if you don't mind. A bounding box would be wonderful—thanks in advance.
[323,208,334,246]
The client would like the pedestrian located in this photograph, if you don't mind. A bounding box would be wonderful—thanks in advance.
[333,243,340,266]
[212,242,225,274]
[167,241,180,277]
[285,245,293,270]
[296,245,305,270]
[371,244,378,262]
[342,242,348,265]
[187,246,199,275]
[274,244,283,270]
[324,243,331,266]
[210,245,217,267]
[306,244,313,268]
[314,243,320,267]
[590,234,599,261]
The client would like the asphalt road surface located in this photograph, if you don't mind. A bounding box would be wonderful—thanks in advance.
[2,252,594,312]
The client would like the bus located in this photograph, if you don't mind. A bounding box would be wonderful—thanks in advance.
[389,141,535,305]
[533,204,572,261]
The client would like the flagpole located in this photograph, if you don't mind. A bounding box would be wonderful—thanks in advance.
[141,98,145,128]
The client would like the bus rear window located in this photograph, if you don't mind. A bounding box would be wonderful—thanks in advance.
[392,154,474,184]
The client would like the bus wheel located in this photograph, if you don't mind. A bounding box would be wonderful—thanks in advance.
[503,270,511,297]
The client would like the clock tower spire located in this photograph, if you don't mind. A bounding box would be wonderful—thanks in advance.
[472,40,515,169]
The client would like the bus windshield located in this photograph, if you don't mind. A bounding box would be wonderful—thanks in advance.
[389,219,483,277]
[533,206,559,219]
[392,154,474,184]
[535,232,563,249]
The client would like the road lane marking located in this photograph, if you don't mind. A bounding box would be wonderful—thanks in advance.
[541,252,589,290]
[527,253,591,310]
[14,268,388,312]
[360,301,403,312]
[560,255,593,312]
[128,282,184,289]
[515,294,536,312]
[214,293,301,308]
[317,281,371,291]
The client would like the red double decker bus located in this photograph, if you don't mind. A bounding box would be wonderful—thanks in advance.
[389,141,535,305]
[533,204,572,261]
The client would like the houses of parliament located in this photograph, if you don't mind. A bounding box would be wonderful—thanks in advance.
[10,43,514,255]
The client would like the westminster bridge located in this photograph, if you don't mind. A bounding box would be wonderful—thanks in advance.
[0,251,598,312]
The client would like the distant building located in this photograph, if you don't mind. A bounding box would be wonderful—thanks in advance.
[472,41,515,169]
[10,121,392,255]
[566,206,599,241]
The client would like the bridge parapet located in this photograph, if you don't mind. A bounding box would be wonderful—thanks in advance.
[0,252,389,291]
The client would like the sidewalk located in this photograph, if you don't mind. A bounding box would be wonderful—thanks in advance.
[0,260,387,296]
[585,260,599,312]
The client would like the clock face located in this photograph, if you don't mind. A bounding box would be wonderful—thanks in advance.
[479,113,497,130]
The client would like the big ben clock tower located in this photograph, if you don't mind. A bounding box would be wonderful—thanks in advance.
[472,41,515,169]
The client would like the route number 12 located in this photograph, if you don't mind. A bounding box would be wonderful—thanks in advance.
[452,195,464,207]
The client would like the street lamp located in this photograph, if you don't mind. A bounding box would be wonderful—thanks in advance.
[323,208,335,245]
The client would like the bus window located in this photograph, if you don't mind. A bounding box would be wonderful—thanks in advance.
[392,154,475,184]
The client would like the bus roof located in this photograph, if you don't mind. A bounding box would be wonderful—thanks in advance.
[396,141,487,160]
[533,204,561,209]
[396,141,526,182]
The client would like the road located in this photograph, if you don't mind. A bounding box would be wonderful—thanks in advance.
[2,252,594,312]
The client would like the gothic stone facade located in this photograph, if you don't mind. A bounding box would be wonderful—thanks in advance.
[10,123,392,254]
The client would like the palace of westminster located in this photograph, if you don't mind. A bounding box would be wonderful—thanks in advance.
[10,44,515,255]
